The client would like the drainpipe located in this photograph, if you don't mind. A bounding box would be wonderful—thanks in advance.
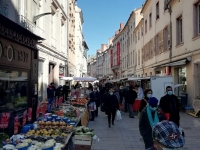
[167,5,172,62]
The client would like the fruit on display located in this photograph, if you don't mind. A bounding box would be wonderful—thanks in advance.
[74,126,95,137]
[71,99,88,105]
[26,129,67,137]
[64,107,77,117]
[55,110,64,116]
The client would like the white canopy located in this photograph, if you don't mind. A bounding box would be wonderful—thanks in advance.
[73,76,97,82]
[60,77,73,81]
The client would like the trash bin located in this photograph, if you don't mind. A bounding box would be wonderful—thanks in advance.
[180,93,188,107]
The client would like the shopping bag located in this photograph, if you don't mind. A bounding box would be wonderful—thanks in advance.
[88,102,96,111]
[116,110,122,120]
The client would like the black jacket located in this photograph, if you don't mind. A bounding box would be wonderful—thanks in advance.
[159,94,180,126]
[89,91,101,107]
[139,98,148,113]
[125,89,137,104]
[104,94,119,112]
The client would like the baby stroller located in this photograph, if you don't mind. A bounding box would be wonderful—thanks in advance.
[152,120,185,150]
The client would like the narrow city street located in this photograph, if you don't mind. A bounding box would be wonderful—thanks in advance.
[88,111,200,150]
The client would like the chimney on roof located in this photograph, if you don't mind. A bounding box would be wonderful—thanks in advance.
[120,22,124,30]
[115,30,119,36]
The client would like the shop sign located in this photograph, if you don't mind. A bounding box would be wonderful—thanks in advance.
[0,41,29,63]
[14,116,19,135]
[22,110,27,126]
[0,0,9,17]
[28,108,32,122]
[110,49,113,68]
[59,67,64,76]
[0,112,10,128]
[117,42,120,66]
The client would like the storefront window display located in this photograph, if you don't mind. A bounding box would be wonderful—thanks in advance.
[177,67,187,97]
[0,70,28,112]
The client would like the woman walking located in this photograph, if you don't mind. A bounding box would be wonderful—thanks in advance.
[104,89,120,128]
[139,97,162,150]
[139,89,153,113]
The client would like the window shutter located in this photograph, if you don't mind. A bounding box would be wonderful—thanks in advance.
[193,4,197,37]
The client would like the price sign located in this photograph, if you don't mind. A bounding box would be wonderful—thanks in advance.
[14,116,19,135]
[28,108,32,121]
[0,112,10,128]
[22,110,27,126]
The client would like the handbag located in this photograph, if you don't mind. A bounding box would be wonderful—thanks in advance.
[116,110,122,120]
[88,102,96,111]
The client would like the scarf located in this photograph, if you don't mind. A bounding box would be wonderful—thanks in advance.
[147,105,159,127]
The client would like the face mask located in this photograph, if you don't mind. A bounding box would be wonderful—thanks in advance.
[149,106,157,111]
[147,94,152,98]
[167,91,173,95]
[110,92,113,95]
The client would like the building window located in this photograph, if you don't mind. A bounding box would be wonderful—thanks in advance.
[138,50,140,65]
[177,16,183,45]
[131,34,132,43]
[194,2,200,36]
[145,20,147,33]
[156,1,160,19]
[149,13,152,28]
[177,67,187,97]
[155,35,159,55]
[0,70,28,111]
[136,52,137,66]
[131,52,132,65]
[138,31,140,40]
[141,26,144,36]
[163,27,168,51]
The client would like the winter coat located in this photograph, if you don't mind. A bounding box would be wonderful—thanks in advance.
[104,94,119,112]
[89,91,101,107]
[125,89,137,104]
[139,98,148,113]
[47,85,55,98]
[114,91,120,102]
[159,94,180,126]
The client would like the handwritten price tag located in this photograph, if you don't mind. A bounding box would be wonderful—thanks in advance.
[28,108,32,122]
[0,112,10,128]
[14,116,19,135]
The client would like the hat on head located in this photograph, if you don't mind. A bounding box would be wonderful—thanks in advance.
[148,97,158,107]
[152,120,185,148]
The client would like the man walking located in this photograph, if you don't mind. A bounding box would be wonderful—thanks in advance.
[159,86,180,126]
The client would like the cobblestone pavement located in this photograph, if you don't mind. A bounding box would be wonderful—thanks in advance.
[88,111,200,150]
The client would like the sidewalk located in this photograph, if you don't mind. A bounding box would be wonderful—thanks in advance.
[88,111,200,150]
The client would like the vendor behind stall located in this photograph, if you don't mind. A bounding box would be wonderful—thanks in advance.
[135,85,144,100]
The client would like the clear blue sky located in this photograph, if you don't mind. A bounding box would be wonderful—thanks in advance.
[77,0,144,56]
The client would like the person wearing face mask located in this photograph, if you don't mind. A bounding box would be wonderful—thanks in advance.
[139,97,162,150]
[104,89,120,127]
[159,86,180,127]
[93,87,101,117]
[139,89,153,113]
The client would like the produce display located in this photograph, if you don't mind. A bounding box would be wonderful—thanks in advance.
[55,110,65,116]
[0,133,9,148]
[26,128,68,137]
[64,108,77,118]
[74,126,95,137]
[37,121,73,131]
[71,98,88,106]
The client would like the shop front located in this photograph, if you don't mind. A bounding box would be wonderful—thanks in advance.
[0,14,43,136]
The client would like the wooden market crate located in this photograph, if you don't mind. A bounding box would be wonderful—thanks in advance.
[74,135,92,145]
[74,145,91,150]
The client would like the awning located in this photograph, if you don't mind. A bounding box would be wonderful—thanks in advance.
[127,77,150,81]
[60,77,73,81]
[161,59,187,67]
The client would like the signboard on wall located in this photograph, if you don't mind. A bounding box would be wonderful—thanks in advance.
[117,42,120,66]
[110,49,113,68]
[59,67,64,76]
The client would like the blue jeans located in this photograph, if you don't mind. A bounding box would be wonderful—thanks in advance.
[128,104,134,117]
[48,98,53,112]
